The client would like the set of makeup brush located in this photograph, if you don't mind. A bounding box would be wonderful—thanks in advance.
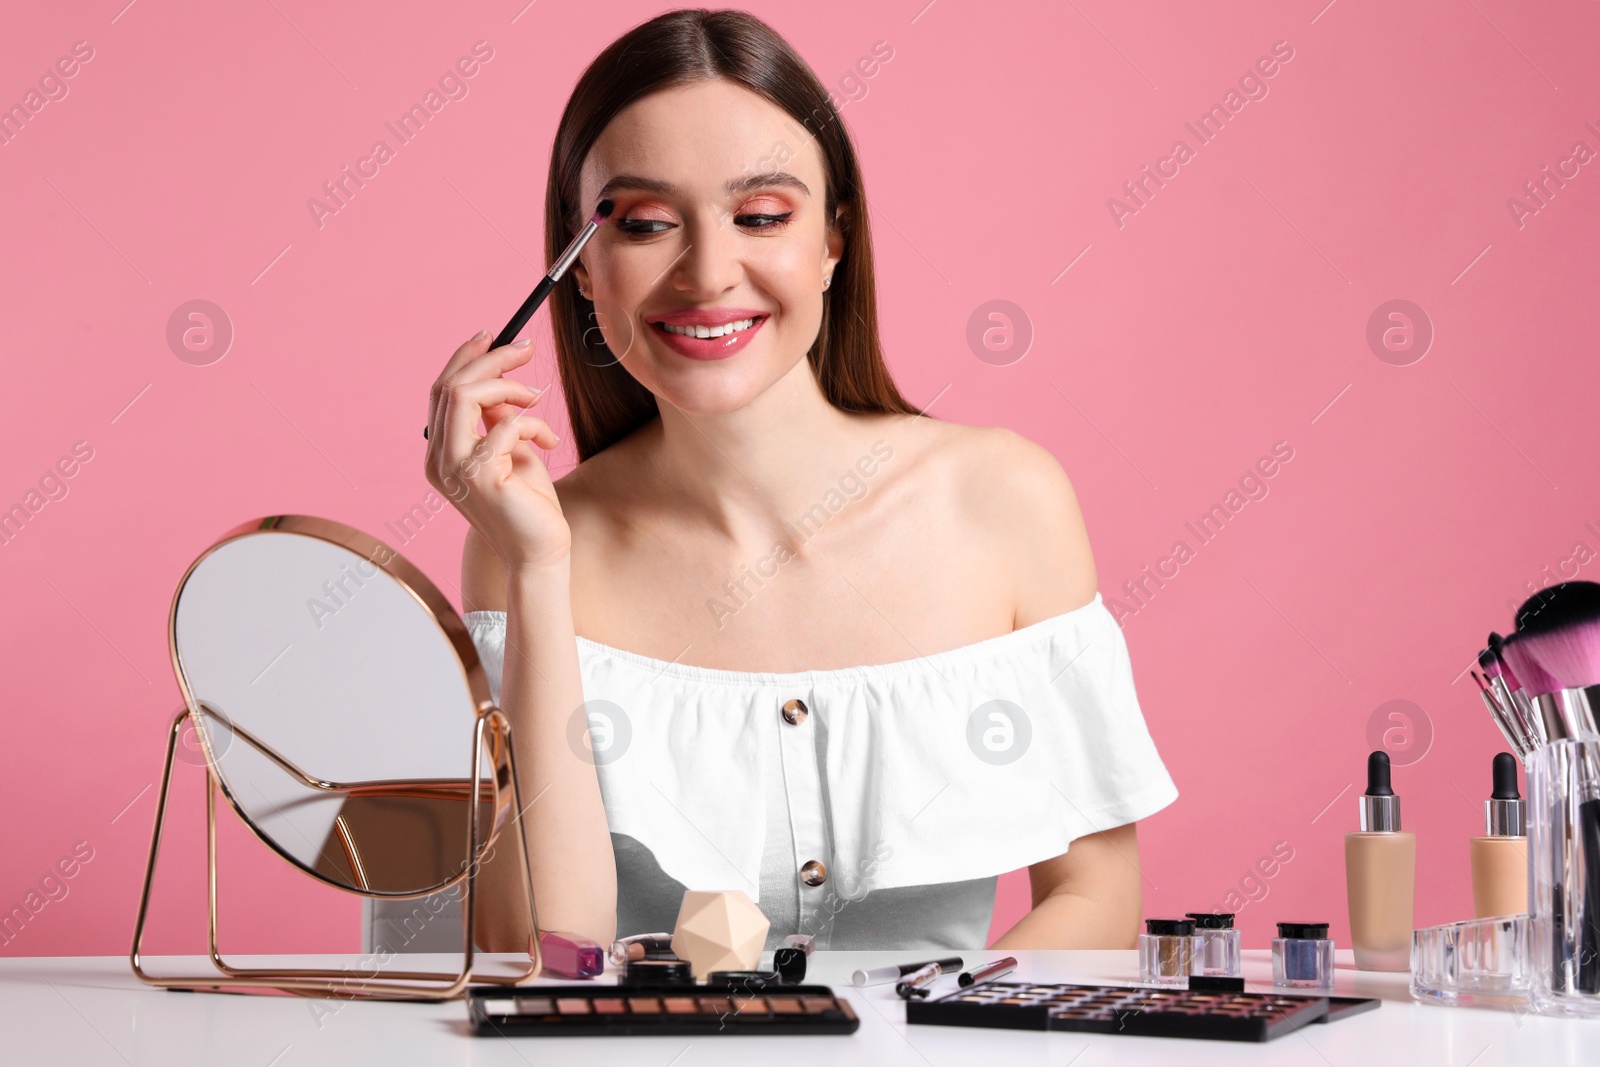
[1471,580,1600,759]
[1471,579,1600,1004]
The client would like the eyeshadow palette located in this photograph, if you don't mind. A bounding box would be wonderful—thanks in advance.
[466,983,860,1036]
[906,981,1375,1043]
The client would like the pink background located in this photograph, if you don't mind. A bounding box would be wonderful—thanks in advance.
[4,0,1599,957]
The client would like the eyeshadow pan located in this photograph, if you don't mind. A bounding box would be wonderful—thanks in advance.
[767,997,803,1014]
[627,997,662,1013]
[592,998,626,1014]
[514,996,554,1014]
[663,997,698,1014]
[554,998,591,1015]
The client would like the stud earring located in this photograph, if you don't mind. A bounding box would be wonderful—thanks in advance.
[577,285,587,297]
[823,276,831,290]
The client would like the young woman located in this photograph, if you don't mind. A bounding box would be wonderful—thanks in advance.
[425,9,1177,954]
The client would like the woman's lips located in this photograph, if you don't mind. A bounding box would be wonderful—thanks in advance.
[650,315,767,361]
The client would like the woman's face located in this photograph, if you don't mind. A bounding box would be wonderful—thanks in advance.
[572,78,843,416]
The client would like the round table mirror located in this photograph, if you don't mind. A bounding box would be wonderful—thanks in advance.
[169,516,504,898]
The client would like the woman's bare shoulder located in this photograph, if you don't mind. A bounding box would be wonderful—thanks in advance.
[923,419,1100,626]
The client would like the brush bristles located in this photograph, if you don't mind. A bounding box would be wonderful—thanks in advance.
[592,199,614,224]
[1478,647,1502,677]
[1513,618,1600,691]
[1503,631,1572,696]
[1515,580,1600,634]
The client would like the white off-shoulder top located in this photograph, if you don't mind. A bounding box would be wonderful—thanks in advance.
[462,592,1177,951]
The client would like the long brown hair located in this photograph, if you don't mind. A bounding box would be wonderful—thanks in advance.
[544,8,921,462]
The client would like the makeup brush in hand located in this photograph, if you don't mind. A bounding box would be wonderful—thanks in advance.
[423,198,613,440]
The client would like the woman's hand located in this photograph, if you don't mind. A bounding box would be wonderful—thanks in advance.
[426,330,570,570]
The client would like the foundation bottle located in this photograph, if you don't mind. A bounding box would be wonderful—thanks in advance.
[1344,750,1416,971]
[1470,751,1528,918]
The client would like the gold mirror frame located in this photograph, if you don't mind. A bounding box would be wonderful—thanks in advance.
[129,515,542,1000]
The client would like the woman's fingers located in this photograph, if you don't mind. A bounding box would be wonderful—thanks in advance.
[431,329,494,438]
[484,408,560,452]
[429,332,534,441]
[435,377,542,473]
[450,412,559,493]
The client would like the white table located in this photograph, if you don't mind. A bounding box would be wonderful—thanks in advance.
[0,948,1587,1065]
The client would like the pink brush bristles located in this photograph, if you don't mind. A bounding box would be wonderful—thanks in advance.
[1497,633,1561,700]
[1515,617,1600,691]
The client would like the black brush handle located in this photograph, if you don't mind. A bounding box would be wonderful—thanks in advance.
[493,273,558,350]
[1582,797,1600,992]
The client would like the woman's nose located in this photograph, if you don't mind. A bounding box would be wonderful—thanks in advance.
[670,212,744,297]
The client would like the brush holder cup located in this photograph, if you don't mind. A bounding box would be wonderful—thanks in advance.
[1528,737,1600,1017]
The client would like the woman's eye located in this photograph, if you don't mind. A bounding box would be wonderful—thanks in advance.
[614,211,794,237]
[616,218,672,236]
[736,212,793,231]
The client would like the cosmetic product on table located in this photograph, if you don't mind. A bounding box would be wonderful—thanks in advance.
[1410,914,1532,1006]
[621,958,693,985]
[670,889,770,980]
[1137,918,1196,986]
[773,933,813,983]
[1186,911,1242,977]
[1345,750,1416,971]
[537,931,605,979]
[904,981,1379,1043]
[895,961,949,999]
[958,956,1018,987]
[468,983,860,1036]
[608,932,676,967]
[707,970,782,988]
[1470,752,1528,919]
[852,956,965,987]
[1272,922,1335,991]
[1189,974,1246,993]
[1498,581,1600,1012]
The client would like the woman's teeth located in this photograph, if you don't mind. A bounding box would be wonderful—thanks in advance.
[659,318,758,339]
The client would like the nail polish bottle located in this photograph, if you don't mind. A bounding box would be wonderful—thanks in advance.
[538,930,604,978]
[1185,912,1242,977]
[1272,921,1334,990]
[1470,751,1528,919]
[1345,750,1416,971]
[1138,918,1195,986]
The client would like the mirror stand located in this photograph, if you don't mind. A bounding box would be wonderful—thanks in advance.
[129,703,543,1001]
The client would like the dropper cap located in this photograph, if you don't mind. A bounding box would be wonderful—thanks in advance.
[1485,751,1524,837]
[1359,750,1401,832]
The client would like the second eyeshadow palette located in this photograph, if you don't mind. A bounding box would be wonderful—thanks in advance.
[906,981,1375,1042]
[466,983,860,1036]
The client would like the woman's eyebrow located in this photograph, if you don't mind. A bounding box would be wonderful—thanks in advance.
[596,171,811,200]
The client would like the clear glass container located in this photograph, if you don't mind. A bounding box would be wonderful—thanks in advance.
[1138,919,1195,986]
[1528,737,1600,1018]
[1186,912,1242,977]
[1410,914,1530,1007]
[1272,923,1334,991]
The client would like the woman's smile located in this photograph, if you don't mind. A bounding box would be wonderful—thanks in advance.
[646,307,771,361]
